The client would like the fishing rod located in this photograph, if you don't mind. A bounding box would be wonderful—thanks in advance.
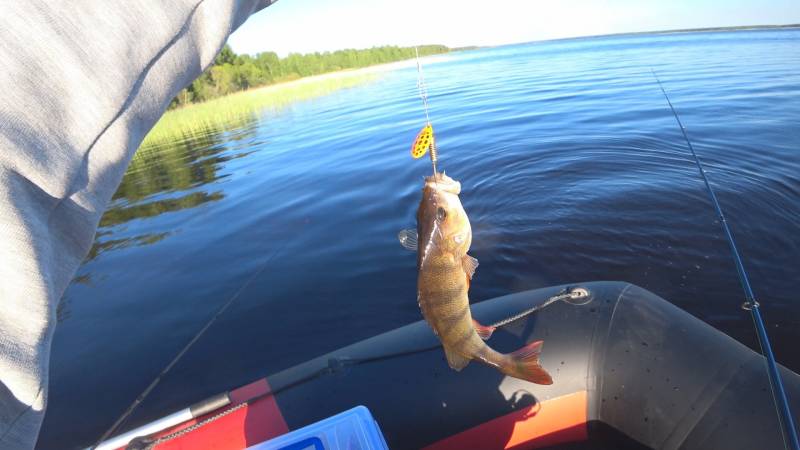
[651,69,800,450]
[92,254,275,449]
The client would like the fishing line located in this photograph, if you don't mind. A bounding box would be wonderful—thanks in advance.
[93,252,277,449]
[414,46,438,176]
[651,69,799,450]
[415,47,431,125]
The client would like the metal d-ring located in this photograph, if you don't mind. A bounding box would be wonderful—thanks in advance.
[564,286,593,306]
[741,299,760,311]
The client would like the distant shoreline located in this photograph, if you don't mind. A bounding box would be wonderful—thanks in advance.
[461,23,800,51]
[163,52,450,110]
[570,23,800,40]
[242,54,449,93]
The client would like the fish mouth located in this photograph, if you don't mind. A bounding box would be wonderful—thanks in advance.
[424,172,461,195]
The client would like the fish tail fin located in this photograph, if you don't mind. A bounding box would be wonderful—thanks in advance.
[504,340,553,385]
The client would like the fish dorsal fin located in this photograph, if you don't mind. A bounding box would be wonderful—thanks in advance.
[443,345,471,371]
[462,254,479,279]
[398,229,418,251]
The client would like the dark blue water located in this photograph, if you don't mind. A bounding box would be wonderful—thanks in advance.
[39,29,800,449]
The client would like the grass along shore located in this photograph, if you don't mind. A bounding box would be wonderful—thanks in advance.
[140,69,381,149]
[139,51,452,150]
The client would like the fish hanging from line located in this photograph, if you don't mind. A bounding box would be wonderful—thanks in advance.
[403,50,551,384]
[399,171,553,385]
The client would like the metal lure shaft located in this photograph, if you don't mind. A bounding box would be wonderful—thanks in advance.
[652,69,800,450]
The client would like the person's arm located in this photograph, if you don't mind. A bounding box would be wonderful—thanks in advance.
[0,1,272,448]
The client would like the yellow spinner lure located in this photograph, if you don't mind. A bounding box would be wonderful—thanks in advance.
[411,124,434,159]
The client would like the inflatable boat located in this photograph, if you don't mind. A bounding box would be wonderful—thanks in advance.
[97,281,800,450]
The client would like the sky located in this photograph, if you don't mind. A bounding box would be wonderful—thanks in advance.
[228,0,800,57]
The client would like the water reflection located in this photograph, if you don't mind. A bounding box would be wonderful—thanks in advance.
[81,73,378,268]
[99,192,224,228]
[113,128,239,203]
[56,297,72,323]
[85,231,172,261]
[84,124,256,264]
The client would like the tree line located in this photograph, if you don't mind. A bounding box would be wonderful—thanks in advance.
[169,44,450,109]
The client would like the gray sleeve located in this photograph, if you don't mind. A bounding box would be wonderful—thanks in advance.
[0,1,273,447]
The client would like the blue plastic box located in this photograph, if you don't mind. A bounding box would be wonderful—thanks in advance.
[246,405,389,450]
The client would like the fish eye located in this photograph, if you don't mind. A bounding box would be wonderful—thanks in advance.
[436,207,447,221]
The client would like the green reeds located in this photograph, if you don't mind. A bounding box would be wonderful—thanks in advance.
[139,71,378,149]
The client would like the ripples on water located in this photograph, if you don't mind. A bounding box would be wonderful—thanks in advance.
[40,29,800,448]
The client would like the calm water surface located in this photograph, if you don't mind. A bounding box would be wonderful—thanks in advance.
[40,29,800,448]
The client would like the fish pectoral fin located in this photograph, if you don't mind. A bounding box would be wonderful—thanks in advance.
[398,229,418,251]
[443,345,471,371]
[462,254,479,279]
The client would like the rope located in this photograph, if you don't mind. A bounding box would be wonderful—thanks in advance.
[490,291,572,328]
[126,403,247,450]
[652,69,799,450]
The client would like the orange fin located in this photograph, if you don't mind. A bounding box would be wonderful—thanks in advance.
[508,340,553,385]
[472,319,496,340]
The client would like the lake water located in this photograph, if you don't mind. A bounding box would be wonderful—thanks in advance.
[39,28,800,449]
